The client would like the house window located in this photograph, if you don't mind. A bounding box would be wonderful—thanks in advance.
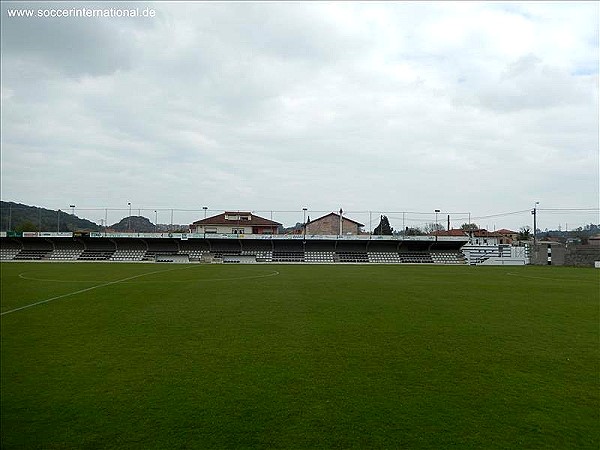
[232,228,245,234]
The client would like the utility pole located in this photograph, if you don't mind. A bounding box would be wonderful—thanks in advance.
[532,201,539,245]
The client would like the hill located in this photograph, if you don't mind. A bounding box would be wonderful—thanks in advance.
[0,201,101,232]
[109,216,156,233]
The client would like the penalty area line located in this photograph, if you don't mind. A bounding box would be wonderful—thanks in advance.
[1,265,196,317]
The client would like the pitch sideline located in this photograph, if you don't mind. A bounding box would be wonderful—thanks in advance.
[2,265,198,316]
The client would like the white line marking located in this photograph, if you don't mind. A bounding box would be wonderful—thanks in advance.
[2,265,196,316]
[17,270,281,284]
[18,272,102,283]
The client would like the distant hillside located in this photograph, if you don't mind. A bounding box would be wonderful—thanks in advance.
[0,201,101,232]
[109,216,157,233]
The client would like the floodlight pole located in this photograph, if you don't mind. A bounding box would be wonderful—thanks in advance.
[202,206,208,239]
[128,202,131,231]
[8,204,12,231]
[57,209,61,232]
[435,209,440,241]
[303,207,307,239]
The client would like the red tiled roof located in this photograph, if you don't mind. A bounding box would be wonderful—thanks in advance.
[307,212,364,227]
[191,212,281,227]
[496,229,517,234]
[432,229,467,236]
[470,229,503,237]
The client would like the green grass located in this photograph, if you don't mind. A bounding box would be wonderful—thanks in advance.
[1,262,598,449]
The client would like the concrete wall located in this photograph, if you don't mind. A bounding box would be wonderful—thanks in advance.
[530,243,600,267]
[565,246,600,267]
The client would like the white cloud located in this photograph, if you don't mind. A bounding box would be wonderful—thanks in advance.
[1,1,598,230]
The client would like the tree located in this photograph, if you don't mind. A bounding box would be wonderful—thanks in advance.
[15,220,39,232]
[518,226,531,241]
[460,223,479,231]
[404,227,422,236]
[373,215,393,235]
[423,222,445,234]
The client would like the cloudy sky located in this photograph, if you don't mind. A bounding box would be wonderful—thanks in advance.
[1,1,598,231]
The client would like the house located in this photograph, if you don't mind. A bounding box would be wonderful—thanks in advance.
[496,229,518,245]
[588,235,600,247]
[190,212,281,235]
[432,228,514,246]
[305,212,364,235]
[468,229,503,246]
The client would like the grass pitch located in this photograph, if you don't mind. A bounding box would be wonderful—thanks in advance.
[1,262,598,449]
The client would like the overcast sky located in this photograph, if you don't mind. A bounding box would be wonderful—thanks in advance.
[1,1,598,231]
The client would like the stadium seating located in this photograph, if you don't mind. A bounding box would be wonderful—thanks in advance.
[111,249,146,261]
[368,252,402,263]
[272,251,305,262]
[48,239,85,260]
[398,252,434,263]
[0,237,469,265]
[336,252,369,263]
[430,250,466,264]
[245,251,273,262]
[49,249,83,260]
[77,239,116,261]
[78,250,115,260]
[14,249,52,260]
[0,247,21,260]
[305,251,335,263]
[0,240,21,260]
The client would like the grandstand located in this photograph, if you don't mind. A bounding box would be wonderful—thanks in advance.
[0,232,469,265]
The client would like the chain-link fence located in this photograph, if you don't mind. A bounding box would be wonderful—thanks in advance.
[1,204,598,234]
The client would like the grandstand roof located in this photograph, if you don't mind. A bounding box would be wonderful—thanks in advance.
[191,212,281,226]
